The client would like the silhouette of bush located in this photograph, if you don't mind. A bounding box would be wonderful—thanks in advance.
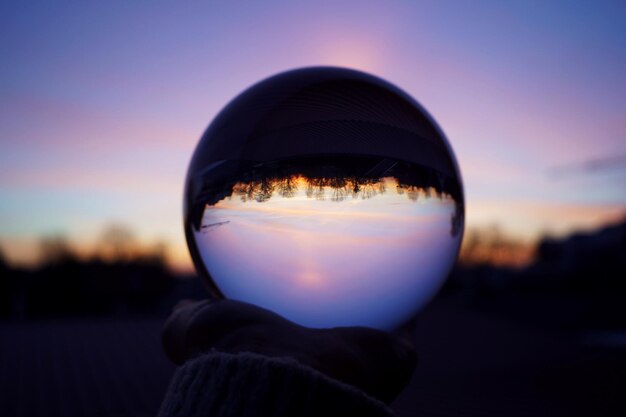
[0,250,12,317]
[20,256,174,317]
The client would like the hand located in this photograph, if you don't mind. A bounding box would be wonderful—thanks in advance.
[162,299,417,404]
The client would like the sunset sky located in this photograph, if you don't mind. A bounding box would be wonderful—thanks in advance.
[1,1,625,270]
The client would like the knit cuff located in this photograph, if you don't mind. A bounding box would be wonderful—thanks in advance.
[158,351,395,417]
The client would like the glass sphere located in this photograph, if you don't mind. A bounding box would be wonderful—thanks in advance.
[184,67,464,331]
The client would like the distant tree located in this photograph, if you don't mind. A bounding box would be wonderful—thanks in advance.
[0,245,6,269]
[100,224,136,261]
[278,177,297,198]
[144,240,168,265]
[458,225,533,268]
[305,178,326,200]
[0,245,11,317]
[39,235,75,265]
[256,178,275,202]
[234,181,261,202]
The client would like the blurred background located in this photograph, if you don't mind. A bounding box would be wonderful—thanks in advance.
[1,1,624,416]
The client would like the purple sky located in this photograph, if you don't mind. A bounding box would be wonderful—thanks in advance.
[1,1,624,269]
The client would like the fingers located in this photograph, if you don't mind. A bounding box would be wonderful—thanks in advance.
[162,298,418,404]
[162,299,297,364]
[162,299,213,364]
[173,298,206,311]
[391,317,418,381]
[386,333,418,402]
[326,326,417,404]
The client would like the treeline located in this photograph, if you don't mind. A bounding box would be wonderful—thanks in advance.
[200,156,463,206]
[188,156,465,237]
[447,217,626,329]
[456,218,626,293]
[0,225,193,319]
[186,155,464,229]
[228,175,462,203]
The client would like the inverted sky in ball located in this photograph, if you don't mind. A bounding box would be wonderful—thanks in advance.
[184,67,464,331]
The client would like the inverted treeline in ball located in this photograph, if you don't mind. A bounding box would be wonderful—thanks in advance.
[184,67,464,331]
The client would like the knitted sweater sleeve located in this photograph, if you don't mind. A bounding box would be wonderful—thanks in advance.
[157,351,395,417]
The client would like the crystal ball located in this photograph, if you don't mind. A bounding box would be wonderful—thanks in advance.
[184,67,464,330]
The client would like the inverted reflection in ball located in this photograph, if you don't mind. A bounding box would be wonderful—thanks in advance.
[184,67,464,330]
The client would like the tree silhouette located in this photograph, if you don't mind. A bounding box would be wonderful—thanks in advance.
[278,176,297,198]
[39,235,75,265]
[223,174,462,206]
[234,181,260,202]
[305,178,327,200]
[100,224,136,261]
[256,177,276,202]
[0,245,7,269]
[397,184,420,201]
[329,176,348,201]
[0,246,9,317]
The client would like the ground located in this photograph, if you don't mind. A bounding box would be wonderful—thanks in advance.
[1,294,624,417]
